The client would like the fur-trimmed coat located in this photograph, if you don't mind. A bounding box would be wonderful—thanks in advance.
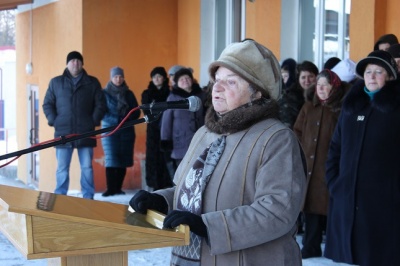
[278,83,305,129]
[141,82,171,189]
[324,79,400,266]
[157,98,307,265]
[293,83,348,215]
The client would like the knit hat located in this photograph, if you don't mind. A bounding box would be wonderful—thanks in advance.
[168,65,184,76]
[373,33,399,51]
[110,66,124,79]
[355,50,397,79]
[331,58,356,82]
[66,51,83,64]
[150,66,167,78]
[173,67,194,84]
[388,44,400,59]
[209,39,282,100]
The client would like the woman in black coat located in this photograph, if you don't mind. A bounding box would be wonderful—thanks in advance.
[141,67,173,190]
[324,50,400,266]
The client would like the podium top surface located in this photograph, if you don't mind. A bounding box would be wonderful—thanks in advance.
[0,184,159,231]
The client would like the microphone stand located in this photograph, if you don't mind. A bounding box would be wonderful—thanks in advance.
[0,112,161,161]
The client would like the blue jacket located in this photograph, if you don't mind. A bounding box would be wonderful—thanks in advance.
[101,84,140,168]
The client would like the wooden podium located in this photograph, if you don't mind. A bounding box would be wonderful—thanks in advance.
[0,185,189,266]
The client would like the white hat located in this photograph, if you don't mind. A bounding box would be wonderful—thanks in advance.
[331,58,356,82]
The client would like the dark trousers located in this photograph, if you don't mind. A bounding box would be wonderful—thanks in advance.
[302,213,326,253]
[105,167,126,192]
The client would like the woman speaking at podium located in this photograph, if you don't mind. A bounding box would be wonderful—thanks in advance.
[130,39,306,266]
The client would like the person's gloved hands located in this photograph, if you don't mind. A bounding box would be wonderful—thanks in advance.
[163,210,207,238]
[129,190,168,215]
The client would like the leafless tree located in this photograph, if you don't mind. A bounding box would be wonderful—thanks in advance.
[0,10,15,46]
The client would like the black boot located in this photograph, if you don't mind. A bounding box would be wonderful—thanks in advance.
[115,168,126,195]
[102,167,116,197]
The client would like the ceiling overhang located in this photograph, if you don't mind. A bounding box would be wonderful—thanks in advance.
[0,0,33,11]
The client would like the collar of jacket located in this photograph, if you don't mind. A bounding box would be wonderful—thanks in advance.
[63,68,87,79]
[205,97,279,135]
[343,78,400,114]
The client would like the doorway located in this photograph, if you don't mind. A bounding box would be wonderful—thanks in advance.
[27,84,39,187]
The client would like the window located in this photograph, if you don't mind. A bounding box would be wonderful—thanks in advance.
[314,0,351,68]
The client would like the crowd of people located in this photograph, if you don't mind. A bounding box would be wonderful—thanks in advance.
[278,33,400,266]
[42,32,400,265]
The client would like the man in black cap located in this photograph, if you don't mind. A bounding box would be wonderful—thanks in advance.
[42,51,106,199]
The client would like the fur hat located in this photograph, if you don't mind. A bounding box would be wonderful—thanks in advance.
[209,39,282,100]
[168,65,184,76]
[110,66,124,79]
[355,50,397,79]
[66,51,83,64]
[173,68,194,84]
[150,66,167,78]
[388,44,400,59]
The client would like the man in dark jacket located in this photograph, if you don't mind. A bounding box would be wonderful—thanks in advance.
[42,51,106,199]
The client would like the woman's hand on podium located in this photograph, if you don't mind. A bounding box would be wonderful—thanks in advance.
[129,190,168,215]
[163,210,207,238]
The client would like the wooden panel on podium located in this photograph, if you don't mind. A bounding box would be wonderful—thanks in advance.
[0,185,189,266]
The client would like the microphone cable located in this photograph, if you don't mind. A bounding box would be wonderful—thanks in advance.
[0,106,141,169]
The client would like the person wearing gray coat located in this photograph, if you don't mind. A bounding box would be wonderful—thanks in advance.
[130,40,307,265]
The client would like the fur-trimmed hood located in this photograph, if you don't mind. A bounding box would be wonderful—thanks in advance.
[205,98,279,134]
[343,78,400,114]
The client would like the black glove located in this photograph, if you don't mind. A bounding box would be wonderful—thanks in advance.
[129,190,168,215]
[163,210,207,238]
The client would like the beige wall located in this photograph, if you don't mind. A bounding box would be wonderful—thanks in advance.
[350,0,400,61]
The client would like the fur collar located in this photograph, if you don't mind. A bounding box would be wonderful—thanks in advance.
[343,78,400,114]
[171,83,203,98]
[205,98,279,134]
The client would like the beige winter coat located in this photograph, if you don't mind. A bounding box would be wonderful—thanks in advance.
[158,106,306,265]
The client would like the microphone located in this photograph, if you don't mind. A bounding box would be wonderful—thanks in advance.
[140,96,202,112]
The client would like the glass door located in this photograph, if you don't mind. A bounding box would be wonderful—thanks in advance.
[27,84,39,187]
